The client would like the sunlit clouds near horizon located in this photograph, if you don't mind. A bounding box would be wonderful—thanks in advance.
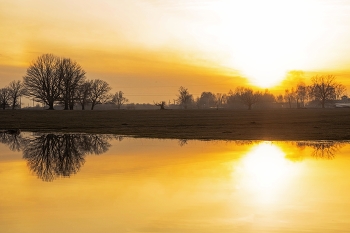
[1,0,350,102]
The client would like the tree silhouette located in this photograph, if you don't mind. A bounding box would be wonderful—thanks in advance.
[214,93,226,110]
[235,87,261,110]
[112,91,128,109]
[196,92,216,109]
[76,80,92,110]
[23,54,62,110]
[58,58,86,110]
[89,79,111,110]
[295,141,344,159]
[22,133,111,181]
[177,86,193,109]
[154,101,166,110]
[0,131,25,151]
[0,87,11,110]
[8,80,25,109]
[308,75,345,108]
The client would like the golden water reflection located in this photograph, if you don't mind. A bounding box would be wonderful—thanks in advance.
[0,135,350,233]
[236,142,300,205]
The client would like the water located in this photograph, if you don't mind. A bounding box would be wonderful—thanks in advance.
[1,132,350,233]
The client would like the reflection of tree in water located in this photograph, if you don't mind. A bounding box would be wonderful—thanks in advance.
[22,134,112,182]
[295,141,344,160]
[178,139,188,147]
[0,131,25,152]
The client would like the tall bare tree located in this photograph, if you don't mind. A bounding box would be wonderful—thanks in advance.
[284,88,295,108]
[76,80,92,110]
[214,93,226,110]
[58,58,86,110]
[8,80,25,109]
[177,86,193,109]
[0,87,11,110]
[112,91,128,109]
[235,87,261,110]
[89,79,111,110]
[308,75,345,108]
[23,54,62,110]
[295,82,307,108]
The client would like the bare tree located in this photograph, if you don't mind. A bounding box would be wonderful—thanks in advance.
[154,101,166,110]
[58,58,86,110]
[276,94,284,104]
[214,93,226,110]
[235,87,261,110]
[284,88,295,108]
[112,91,128,109]
[23,54,62,110]
[76,80,92,110]
[0,87,11,110]
[177,86,193,109]
[8,80,25,109]
[308,75,346,108]
[89,79,111,110]
[197,92,216,109]
[295,82,307,108]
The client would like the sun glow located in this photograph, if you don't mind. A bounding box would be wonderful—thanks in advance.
[209,0,324,88]
[237,142,298,203]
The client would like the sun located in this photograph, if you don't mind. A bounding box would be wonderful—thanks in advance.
[208,0,321,88]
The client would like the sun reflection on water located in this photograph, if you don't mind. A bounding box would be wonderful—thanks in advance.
[237,142,300,204]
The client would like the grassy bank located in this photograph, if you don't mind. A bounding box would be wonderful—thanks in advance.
[1,108,350,140]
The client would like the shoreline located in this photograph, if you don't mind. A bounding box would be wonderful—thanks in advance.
[1,108,350,141]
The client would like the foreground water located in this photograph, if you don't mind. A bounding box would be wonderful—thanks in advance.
[1,132,350,233]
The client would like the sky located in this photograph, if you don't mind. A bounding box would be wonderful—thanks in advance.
[2,0,350,103]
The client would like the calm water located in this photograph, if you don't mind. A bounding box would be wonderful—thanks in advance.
[1,132,350,233]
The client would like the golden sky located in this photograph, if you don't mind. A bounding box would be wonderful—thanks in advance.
[2,0,350,103]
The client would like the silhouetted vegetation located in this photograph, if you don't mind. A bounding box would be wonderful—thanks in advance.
[0,131,25,151]
[154,101,166,110]
[177,86,193,109]
[308,75,346,108]
[0,54,348,110]
[295,141,345,159]
[112,91,129,109]
[0,132,113,181]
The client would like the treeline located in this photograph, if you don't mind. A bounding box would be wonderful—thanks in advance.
[168,75,347,110]
[0,54,347,110]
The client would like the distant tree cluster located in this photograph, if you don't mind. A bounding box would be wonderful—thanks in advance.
[0,54,127,110]
[1,54,347,110]
[154,74,346,110]
[0,80,25,110]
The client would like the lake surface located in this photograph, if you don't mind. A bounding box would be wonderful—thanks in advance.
[1,132,350,233]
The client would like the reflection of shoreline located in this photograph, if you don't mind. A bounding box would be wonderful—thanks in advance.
[177,139,347,161]
[0,132,117,182]
[294,141,345,160]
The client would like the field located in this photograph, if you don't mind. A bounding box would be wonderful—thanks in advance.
[1,108,350,140]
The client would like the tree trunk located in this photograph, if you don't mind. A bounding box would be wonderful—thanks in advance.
[64,103,69,110]
[48,102,54,110]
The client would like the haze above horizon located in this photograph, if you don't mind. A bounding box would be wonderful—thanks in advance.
[2,0,350,103]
